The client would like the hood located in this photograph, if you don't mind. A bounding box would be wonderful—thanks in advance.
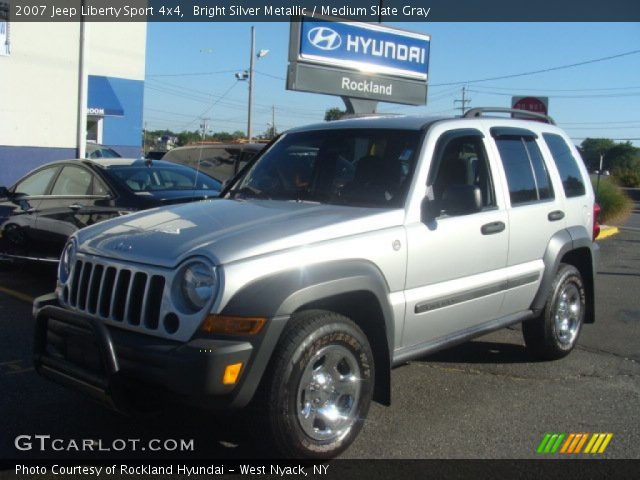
[76,199,402,267]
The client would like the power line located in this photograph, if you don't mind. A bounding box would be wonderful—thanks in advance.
[147,69,241,78]
[430,49,640,87]
[561,120,640,125]
[471,84,640,93]
[468,88,640,99]
[571,137,640,141]
[563,126,640,130]
[180,82,239,130]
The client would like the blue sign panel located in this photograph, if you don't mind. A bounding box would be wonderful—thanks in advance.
[299,18,430,81]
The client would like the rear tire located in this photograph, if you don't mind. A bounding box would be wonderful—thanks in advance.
[523,263,585,360]
[255,310,374,459]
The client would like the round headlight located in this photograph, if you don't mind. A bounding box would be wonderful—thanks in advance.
[59,240,76,284]
[180,261,216,311]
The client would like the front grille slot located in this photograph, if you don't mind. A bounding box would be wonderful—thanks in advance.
[65,258,167,333]
[87,265,103,314]
[77,263,93,311]
[127,272,147,325]
[112,270,131,322]
[99,267,117,318]
[144,276,165,329]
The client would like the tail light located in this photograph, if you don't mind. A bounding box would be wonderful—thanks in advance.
[593,203,601,240]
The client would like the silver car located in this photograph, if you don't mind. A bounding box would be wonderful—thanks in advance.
[33,109,599,458]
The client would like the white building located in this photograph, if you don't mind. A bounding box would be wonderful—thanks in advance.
[0,17,146,186]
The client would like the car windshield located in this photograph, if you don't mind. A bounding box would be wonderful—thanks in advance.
[228,128,422,208]
[108,165,221,192]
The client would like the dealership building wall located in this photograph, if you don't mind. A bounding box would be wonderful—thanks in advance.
[0,22,146,187]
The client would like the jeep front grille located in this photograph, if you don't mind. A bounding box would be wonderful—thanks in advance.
[65,259,166,330]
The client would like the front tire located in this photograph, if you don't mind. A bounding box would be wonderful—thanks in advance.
[523,263,585,360]
[257,310,374,459]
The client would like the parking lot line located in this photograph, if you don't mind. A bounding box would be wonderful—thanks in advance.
[0,285,35,304]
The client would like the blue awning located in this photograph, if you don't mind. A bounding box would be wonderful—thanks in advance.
[88,75,124,117]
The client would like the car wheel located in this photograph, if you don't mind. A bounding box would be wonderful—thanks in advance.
[256,310,374,458]
[523,263,585,360]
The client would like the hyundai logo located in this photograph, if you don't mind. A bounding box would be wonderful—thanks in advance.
[307,26,342,51]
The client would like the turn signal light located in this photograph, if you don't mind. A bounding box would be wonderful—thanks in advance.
[222,362,243,385]
[199,315,266,336]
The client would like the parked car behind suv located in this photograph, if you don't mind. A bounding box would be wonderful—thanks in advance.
[33,109,599,458]
[0,159,221,264]
[162,143,264,182]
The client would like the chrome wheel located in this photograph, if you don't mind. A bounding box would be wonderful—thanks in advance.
[296,344,361,441]
[554,283,582,346]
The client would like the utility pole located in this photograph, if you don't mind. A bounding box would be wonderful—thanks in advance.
[454,86,471,116]
[247,26,255,143]
[200,118,210,142]
[76,0,88,159]
[271,105,276,138]
[595,152,605,201]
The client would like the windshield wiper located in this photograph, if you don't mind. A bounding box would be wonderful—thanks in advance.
[228,186,270,199]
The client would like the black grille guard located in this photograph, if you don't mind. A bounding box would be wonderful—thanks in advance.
[33,296,130,413]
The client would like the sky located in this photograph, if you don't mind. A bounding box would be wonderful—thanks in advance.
[144,22,640,146]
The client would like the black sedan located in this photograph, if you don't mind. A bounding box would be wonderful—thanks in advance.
[0,158,221,264]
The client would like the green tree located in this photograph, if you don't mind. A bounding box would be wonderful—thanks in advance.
[324,108,346,121]
[580,138,616,171]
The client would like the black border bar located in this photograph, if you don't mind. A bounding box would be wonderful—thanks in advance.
[5,0,640,22]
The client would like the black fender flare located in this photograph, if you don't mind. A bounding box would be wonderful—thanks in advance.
[531,226,598,323]
[221,259,395,407]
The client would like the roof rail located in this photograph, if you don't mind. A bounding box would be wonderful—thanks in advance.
[463,107,555,125]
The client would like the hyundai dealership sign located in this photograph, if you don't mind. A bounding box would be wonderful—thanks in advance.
[300,19,430,80]
[288,16,430,106]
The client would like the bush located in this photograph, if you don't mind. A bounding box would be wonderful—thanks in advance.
[592,177,633,224]
[613,167,640,188]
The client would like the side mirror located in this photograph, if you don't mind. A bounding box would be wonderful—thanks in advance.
[420,195,440,224]
[441,184,483,216]
[0,186,9,199]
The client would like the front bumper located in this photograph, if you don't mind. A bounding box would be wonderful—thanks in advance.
[33,295,284,412]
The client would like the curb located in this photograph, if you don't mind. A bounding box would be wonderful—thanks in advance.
[597,225,619,240]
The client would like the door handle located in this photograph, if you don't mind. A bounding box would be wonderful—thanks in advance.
[548,210,565,222]
[481,221,506,235]
[69,203,84,210]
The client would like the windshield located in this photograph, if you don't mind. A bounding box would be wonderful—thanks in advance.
[228,128,422,208]
[109,165,222,192]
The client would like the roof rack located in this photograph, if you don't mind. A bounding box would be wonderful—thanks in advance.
[463,107,555,125]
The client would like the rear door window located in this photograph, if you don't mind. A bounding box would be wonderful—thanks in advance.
[493,129,554,205]
[51,166,93,196]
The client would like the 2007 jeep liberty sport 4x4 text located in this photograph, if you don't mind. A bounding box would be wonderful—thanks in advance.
[34,108,599,458]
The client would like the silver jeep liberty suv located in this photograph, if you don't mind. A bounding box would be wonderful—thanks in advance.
[34,108,599,458]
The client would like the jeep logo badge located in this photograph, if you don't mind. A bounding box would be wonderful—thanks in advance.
[307,26,342,51]
[112,241,132,252]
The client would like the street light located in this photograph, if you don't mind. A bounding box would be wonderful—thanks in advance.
[235,27,268,143]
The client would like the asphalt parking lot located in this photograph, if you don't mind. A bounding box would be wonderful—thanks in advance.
[0,231,638,460]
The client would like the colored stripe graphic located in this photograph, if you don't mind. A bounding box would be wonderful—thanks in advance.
[585,433,613,454]
[539,433,613,454]
[537,433,565,454]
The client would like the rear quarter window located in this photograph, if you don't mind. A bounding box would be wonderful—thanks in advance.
[542,133,586,198]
